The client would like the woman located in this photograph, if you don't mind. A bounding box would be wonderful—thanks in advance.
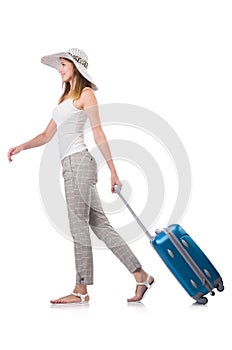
[8,48,154,304]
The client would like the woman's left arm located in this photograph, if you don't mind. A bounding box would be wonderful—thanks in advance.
[80,89,122,193]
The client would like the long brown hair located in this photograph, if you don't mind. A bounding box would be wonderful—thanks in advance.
[58,60,92,104]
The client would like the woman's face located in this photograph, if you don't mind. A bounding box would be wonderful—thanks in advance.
[58,58,75,83]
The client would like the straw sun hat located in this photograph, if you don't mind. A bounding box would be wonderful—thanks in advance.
[41,48,98,90]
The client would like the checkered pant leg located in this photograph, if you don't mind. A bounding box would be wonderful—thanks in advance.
[89,187,141,272]
[62,150,142,285]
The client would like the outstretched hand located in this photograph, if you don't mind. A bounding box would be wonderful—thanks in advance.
[7,146,22,162]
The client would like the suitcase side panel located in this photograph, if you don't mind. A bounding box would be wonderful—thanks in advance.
[152,224,223,299]
[168,224,222,288]
[151,232,209,298]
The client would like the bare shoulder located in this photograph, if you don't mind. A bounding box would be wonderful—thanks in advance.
[81,87,97,108]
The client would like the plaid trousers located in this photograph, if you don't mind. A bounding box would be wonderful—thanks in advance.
[61,150,141,285]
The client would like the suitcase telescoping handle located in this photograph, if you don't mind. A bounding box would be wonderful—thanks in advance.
[114,185,153,241]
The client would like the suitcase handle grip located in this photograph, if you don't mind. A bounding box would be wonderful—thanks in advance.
[114,185,152,240]
[114,184,121,195]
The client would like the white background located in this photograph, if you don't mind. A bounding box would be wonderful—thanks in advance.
[1,0,231,349]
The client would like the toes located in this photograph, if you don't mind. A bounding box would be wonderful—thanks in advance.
[127,286,148,303]
[127,297,140,303]
[50,298,65,304]
[50,295,83,304]
[50,299,59,304]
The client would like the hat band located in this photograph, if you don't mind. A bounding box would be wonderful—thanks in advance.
[67,52,88,68]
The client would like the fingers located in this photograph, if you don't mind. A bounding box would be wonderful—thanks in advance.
[7,147,17,162]
[7,149,14,162]
[116,180,122,190]
[111,180,122,193]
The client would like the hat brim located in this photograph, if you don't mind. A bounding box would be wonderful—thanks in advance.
[41,52,98,91]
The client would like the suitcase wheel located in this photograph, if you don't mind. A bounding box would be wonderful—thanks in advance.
[196,297,208,305]
[217,283,224,292]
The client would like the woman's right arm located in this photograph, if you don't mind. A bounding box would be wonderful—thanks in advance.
[8,118,57,162]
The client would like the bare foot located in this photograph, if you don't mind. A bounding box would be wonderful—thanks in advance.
[50,293,89,304]
[127,275,154,303]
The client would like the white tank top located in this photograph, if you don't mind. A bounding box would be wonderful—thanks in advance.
[52,98,87,160]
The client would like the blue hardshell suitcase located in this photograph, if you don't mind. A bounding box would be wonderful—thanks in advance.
[152,224,224,304]
[114,186,224,304]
